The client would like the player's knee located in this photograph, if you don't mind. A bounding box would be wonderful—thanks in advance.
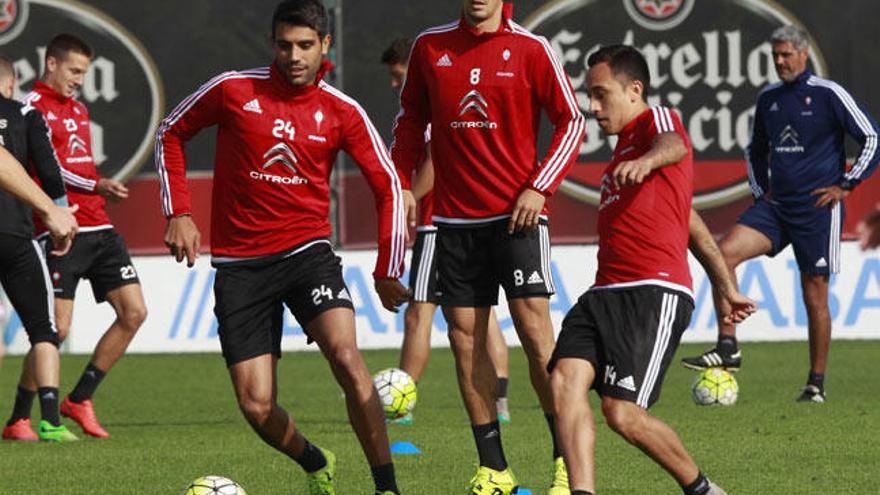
[511,311,541,335]
[518,331,552,360]
[802,294,830,316]
[549,370,571,404]
[447,325,473,350]
[238,395,273,426]
[328,345,369,385]
[404,305,423,331]
[119,304,147,332]
[601,400,642,441]
[718,241,745,268]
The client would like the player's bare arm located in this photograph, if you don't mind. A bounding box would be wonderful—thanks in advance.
[97,177,130,202]
[374,278,410,313]
[688,208,756,323]
[401,190,417,229]
[507,188,545,234]
[402,145,434,229]
[810,184,848,208]
[411,146,434,202]
[164,214,200,268]
[612,132,687,189]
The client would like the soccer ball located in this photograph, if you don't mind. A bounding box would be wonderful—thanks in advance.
[691,368,738,406]
[183,476,247,495]
[373,367,417,419]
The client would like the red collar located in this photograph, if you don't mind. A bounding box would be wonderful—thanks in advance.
[459,2,513,36]
[270,59,334,95]
[619,106,653,137]
[32,80,69,102]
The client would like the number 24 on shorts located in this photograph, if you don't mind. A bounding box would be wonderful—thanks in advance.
[311,284,334,306]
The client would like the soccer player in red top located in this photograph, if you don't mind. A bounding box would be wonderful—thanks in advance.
[391,1,586,493]
[5,33,147,440]
[381,37,512,426]
[157,2,407,494]
[547,45,755,495]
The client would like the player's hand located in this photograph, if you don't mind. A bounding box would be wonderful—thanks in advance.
[97,178,129,202]
[42,203,79,256]
[374,278,410,313]
[857,206,880,250]
[508,188,545,234]
[810,185,848,208]
[612,159,652,189]
[720,287,757,324]
[165,215,200,268]
[402,189,417,229]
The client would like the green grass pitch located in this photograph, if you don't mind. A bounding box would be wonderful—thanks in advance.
[1,341,877,494]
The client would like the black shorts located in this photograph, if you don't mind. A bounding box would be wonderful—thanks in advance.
[0,235,58,346]
[548,286,693,408]
[213,240,354,367]
[42,229,139,302]
[436,218,554,307]
[408,227,439,303]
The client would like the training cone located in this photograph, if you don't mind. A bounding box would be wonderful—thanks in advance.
[389,441,421,454]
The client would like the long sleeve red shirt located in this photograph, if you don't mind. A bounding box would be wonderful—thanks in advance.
[156,62,405,279]
[26,81,110,233]
[392,4,585,224]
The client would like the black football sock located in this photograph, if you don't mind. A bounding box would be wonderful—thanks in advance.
[472,421,508,471]
[497,377,509,399]
[682,472,710,495]
[572,491,595,495]
[717,335,737,355]
[293,439,327,473]
[808,372,825,391]
[7,386,36,425]
[545,412,562,459]
[370,463,399,494]
[37,387,61,426]
[69,362,107,403]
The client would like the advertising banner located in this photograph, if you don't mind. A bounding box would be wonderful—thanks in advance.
[4,244,880,356]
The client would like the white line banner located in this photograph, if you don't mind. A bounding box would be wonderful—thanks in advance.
[3,243,880,356]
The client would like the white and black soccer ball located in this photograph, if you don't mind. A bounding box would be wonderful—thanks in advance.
[372,367,418,419]
[183,475,247,495]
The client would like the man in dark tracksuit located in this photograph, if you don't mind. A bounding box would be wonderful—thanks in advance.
[682,26,880,403]
[0,55,78,442]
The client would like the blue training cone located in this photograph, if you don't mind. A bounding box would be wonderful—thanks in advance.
[390,441,422,454]
[518,489,533,495]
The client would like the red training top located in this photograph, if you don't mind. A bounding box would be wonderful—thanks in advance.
[26,81,111,233]
[392,3,585,225]
[156,62,405,278]
[594,106,694,298]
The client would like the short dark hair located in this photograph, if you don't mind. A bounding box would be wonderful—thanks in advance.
[0,56,14,82]
[46,33,93,63]
[272,0,328,38]
[587,45,650,101]
[381,38,413,66]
